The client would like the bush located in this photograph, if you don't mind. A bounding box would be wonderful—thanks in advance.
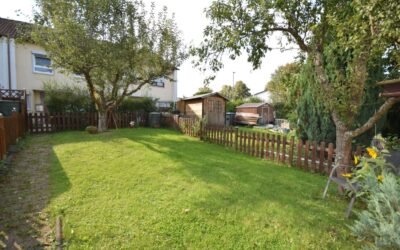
[350,173,400,249]
[348,148,400,249]
[116,97,157,112]
[44,81,95,113]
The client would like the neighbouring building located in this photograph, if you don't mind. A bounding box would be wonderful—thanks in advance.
[252,90,272,103]
[0,17,178,113]
[235,103,275,125]
[177,92,227,126]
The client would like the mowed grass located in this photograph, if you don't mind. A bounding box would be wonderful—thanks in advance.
[41,128,356,249]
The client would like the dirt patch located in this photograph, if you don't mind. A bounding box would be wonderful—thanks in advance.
[0,136,53,249]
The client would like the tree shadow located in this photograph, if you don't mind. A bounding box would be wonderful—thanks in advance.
[128,129,351,225]
[0,135,71,249]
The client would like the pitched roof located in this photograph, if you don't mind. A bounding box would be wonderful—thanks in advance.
[0,17,30,38]
[236,103,269,108]
[253,90,269,96]
[181,92,228,101]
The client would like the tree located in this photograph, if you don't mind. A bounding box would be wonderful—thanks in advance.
[266,62,302,104]
[233,80,251,99]
[32,0,185,131]
[194,86,213,95]
[194,0,400,166]
[219,80,251,100]
[219,85,233,99]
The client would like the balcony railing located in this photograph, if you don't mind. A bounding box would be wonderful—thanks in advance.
[0,89,26,100]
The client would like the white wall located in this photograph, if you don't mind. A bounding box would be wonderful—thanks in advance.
[0,37,17,90]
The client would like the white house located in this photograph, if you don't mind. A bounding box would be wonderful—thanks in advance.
[0,17,178,112]
[252,90,272,103]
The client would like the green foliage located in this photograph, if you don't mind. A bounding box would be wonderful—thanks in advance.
[296,62,336,143]
[219,85,233,99]
[219,81,251,100]
[246,96,263,103]
[233,80,251,99]
[116,97,157,112]
[226,99,244,112]
[385,135,400,151]
[194,86,213,95]
[32,0,185,118]
[194,0,400,161]
[44,82,95,112]
[349,151,400,249]
[350,173,400,249]
[266,62,302,105]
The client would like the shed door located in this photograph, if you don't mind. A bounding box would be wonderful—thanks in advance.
[207,98,224,126]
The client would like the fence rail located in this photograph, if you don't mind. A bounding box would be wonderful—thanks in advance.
[27,112,147,134]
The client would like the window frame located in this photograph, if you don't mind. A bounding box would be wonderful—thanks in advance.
[32,51,54,75]
[151,77,166,88]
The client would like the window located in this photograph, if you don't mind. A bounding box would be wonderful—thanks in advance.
[151,77,165,87]
[32,52,53,74]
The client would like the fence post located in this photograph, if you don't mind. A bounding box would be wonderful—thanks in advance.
[0,115,6,159]
[288,136,294,166]
[296,139,303,168]
[319,141,326,174]
[11,111,19,142]
[234,128,239,151]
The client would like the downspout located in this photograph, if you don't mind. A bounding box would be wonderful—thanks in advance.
[7,35,11,90]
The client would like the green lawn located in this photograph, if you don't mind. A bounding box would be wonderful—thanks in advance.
[42,128,356,249]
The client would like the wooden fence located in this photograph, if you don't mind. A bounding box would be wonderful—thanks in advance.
[27,112,148,134]
[201,126,338,175]
[162,115,353,175]
[0,112,26,160]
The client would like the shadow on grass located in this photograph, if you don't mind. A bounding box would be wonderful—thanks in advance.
[0,135,71,249]
[128,130,348,223]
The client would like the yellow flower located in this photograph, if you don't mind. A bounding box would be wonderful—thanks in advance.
[377,175,384,182]
[366,147,378,159]
[354,155,360,165]
[341,173,353,179]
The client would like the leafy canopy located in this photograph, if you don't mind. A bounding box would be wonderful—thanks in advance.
[32,0,185,112]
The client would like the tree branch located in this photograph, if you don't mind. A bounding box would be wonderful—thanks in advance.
[348,97,400,138]
[270,26,310,52]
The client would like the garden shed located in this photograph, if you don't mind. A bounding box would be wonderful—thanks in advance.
[235,103,274,125]
[177,92,227,126]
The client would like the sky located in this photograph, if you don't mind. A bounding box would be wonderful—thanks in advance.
[0,0,298,98]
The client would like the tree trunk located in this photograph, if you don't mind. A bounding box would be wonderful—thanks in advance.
[98,111,108,132]
[335,128,353,167]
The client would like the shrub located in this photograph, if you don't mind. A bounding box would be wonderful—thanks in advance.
[348,148,400,249]
[116,97,157,112]
[350,173,400,249]
[44,81,95,112]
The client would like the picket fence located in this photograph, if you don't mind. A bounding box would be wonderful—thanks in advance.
[163,115,362,175]
[27,112,148,134]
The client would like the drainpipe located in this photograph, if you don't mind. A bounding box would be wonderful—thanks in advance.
[7,35,12,90]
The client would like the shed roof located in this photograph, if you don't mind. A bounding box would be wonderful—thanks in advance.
[180,92,228,101]
[236,103,269,108]
[0,17,30,38]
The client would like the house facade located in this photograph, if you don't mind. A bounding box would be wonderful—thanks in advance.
[0,17,178,113]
